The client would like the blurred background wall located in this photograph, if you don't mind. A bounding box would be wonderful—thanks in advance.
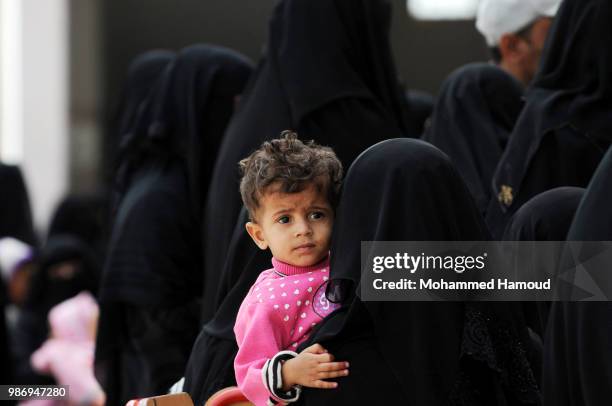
[0,0,488,233]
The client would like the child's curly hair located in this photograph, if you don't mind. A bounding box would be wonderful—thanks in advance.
[239,130,343,220]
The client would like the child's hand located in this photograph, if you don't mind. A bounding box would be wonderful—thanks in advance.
[281,343,349,390]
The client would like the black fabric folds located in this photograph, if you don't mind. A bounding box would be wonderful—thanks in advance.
[487,0,612,237]
[297,139,539,406]
[542,147,612,406]
[113,50,175,205]
[95,46,253,405]
[423,63,524,214]
[200,0,412,324]
[502,187,584,337]
[0,163,37,246]
[183,208,271,405]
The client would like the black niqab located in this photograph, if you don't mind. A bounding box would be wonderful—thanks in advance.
[298,139,538,405]
[423,63,524,214]
[200,0,412,323]
[487,0,612,237]
[96,45,252,405]
[148,44,254,222]
[113,50,175,204]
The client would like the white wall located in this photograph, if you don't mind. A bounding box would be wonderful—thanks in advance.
[1,0,69,234]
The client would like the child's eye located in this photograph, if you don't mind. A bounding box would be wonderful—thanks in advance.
[277,216,290,224]
[309,211,325,220]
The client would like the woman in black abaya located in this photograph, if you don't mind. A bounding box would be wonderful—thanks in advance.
[296,139,539,405]
[199,0,414,325]
[487,0,612,238]
[502,187,584,340]
[542,147,612,406]
[423,63,524,214]
[95,46,253,405]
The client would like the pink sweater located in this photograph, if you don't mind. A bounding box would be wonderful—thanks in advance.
[234,256,339,406]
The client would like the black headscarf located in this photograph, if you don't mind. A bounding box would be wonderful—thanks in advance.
[487,0,612,237]
[423,63,524,214]
[542,147,612,406]
[200,0,412,323]
[100,44,253,307]
[47,194,109,259]
[112,50,175,205]
[502,187,584,337]
[148,44,254,222]
[298,139,538,406]
[96,46,253,404]
[0,163,37,247]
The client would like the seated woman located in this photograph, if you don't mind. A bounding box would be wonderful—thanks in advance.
[296,138,540,405]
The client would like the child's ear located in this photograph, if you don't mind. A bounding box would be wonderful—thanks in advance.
[245,221,268,250]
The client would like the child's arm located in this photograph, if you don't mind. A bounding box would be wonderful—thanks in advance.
[281,343,349,391]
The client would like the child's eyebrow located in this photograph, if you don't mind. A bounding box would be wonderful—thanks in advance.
[309,205,331,211]
[271,208,292,217]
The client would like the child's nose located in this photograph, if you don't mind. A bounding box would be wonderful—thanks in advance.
[295,219,313,237]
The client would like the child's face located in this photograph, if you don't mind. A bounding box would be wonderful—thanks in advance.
[246,182,333,267]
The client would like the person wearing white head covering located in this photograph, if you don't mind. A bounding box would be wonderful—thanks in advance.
[476,0,561,86]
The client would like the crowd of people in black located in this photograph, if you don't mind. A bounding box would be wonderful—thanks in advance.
[1,0,611,404]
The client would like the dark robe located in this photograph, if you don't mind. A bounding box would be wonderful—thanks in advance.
[542,146,612,405]
[502,187,584,338]
[296,139,539,406]
[0,164,37,247]
[95,46,253,405]
[486,0,612,238]
[200,0,413,326]
[0,275,12,385]
[423,63,524,214]
[183,208,271,405]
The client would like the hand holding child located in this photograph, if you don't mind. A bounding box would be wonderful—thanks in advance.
[281,343,349,390]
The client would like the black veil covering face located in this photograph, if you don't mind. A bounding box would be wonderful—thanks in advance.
[423,63,524,214]
[200,0,413,325]
[0,163,37,247]
[47,194,110,261]
[297,139,538,406]
[112,50,176,209]
[95,46,253,405]
[543,147,612,406]
[183,208,271,405]
[487,0,612,237]
[502,187,584,337]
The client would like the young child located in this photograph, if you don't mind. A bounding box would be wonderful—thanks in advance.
[234,131,348,406]
[25,291,105,406]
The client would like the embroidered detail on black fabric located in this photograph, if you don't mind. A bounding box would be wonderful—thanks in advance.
[447,304,540,405]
